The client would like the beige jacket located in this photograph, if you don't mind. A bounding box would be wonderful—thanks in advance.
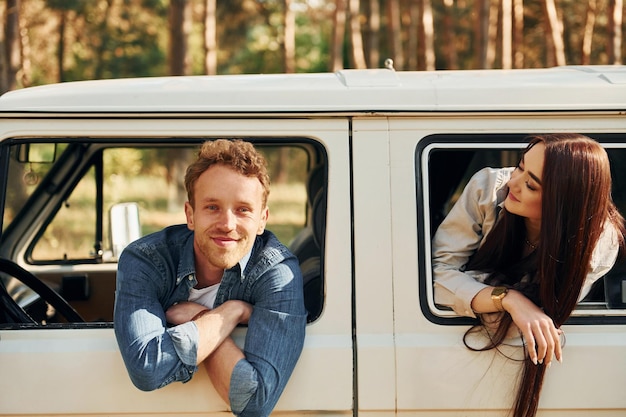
[432,167,620,318]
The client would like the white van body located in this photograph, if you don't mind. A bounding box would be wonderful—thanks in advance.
[0,66,625,416]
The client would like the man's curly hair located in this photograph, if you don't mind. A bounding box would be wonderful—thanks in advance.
[184,139,270,206]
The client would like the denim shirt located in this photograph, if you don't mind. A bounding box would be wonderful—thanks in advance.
[114,224,307,417]
[432,167,620,317]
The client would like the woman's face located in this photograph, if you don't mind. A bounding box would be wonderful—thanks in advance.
[504,142,545,224]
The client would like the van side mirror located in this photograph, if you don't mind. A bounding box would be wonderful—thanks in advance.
[109,202,141,260]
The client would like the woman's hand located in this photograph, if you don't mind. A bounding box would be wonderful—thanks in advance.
[502,289,563,367]
[166,301,208,325]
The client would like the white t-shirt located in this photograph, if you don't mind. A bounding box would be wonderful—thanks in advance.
[187,249,253,309]
[188,283,220,309]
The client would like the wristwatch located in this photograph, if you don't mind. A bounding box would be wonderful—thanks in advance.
[491,286,509,312]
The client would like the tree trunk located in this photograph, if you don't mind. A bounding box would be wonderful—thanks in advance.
[57,9,66,82]
[93,0,112,80]
[543,0,566,66]
[0,4,5,93]
[18,2,30,87]
[283,0,296,73]
[166,149,193,212]
[513,0,524,68]
[473,0,489,68]
[331,0,347,71]
[544,17,555,66]
[422,0,436,70]
[485,0,498,69]
[442,0,458,70]
[386,0,403,70]
[581,0,596,65]
[365,0,380,68]
[348,0,366,68]
[407,2,419,70]
[203,0,217,75]
[169,0,191,76]
[608,0,623,64]
[502,0,513,69]
[168,0,192,211]
[3,0,20,92]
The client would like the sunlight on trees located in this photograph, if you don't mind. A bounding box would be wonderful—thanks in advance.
[0,0,624,93]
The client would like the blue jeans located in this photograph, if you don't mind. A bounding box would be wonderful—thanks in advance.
[114,225,307,417]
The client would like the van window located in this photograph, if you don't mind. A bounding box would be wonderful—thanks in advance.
[418,134,626,324]
[0,139,326,326]
[3,143,68,235]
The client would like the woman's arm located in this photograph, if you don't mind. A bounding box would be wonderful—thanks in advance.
[433,167,510,316]
[471,287,562,367]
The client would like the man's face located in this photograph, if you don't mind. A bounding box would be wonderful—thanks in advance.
[185,164,268,271]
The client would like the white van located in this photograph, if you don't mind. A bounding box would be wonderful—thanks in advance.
[0,66,625,416]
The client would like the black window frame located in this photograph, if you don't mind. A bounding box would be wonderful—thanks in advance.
[0,135,328,328]
[417,133,626,326]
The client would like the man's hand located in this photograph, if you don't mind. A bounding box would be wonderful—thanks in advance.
[166,301,208,325]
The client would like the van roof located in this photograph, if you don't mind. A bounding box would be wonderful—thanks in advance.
[0,65,624,114]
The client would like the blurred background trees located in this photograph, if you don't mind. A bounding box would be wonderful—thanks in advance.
[0,0,624,94]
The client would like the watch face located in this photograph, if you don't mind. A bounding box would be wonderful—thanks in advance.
[492,287,508,297]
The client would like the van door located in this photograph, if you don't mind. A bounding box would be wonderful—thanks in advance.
[386,115,626,416]
[0,117,353,416]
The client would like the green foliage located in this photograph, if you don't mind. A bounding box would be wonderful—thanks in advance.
[260,146,309,184]
[103,148,144,177]
[295,6,331,72]
[10,0,626,88]
[38,0,167,82]
[67,1,167,81]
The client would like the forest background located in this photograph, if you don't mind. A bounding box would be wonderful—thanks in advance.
[0,0,625,95]
[1,0,625,256]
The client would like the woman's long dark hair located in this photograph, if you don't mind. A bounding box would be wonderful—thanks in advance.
[465,134,626,417]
